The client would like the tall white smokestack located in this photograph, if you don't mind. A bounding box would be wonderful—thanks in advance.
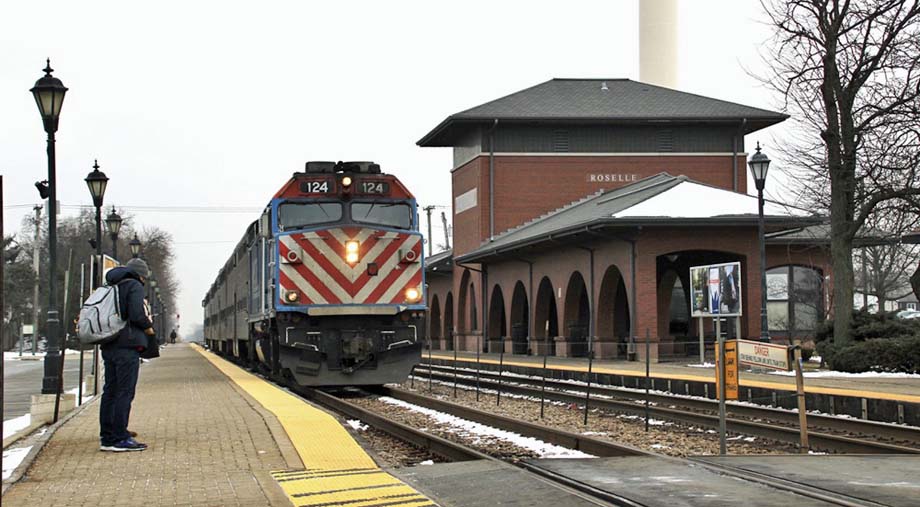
[639,0,678,89]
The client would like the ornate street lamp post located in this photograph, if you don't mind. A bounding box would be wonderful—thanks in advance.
[105,207,123,262]
[748,142,772,343]
[85,160,108,396]
[130,233,142,258]
[85,161,108,287]
[31,59,68,395]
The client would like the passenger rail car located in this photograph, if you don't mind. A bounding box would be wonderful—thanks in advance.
[203,161,425,386]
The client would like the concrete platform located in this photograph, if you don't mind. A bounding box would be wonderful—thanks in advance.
[390,460,605,506]
[692,455,920,507]
[425,352,920,424]
[525,457,834,506]
[427,351,920,402]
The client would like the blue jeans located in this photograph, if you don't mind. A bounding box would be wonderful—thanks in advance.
[99,347,140,445]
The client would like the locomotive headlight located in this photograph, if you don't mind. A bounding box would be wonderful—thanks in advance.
[405,287,421,303]
[285,290,300,303]
[341,176,353,187]
[345,240,359,264]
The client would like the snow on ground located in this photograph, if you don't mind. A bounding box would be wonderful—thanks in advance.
[4,349,82,360]
[686,362,715,368]
[377,396,593,459]
[346,419,368,431]
[2,446,32,480]
[769,370,920,379]
[2,414,31,440]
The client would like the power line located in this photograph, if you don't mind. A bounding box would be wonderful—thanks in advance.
[3,203,263,214]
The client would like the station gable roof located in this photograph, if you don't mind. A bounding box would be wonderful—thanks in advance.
[455,173,820,263]
[418,79,788,146]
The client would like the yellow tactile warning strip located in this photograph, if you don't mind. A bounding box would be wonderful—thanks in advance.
[430,353,920,404]
[192,344,436,507]
[271,469,434,507]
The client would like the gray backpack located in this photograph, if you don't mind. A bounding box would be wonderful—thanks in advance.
[78,282,128,345]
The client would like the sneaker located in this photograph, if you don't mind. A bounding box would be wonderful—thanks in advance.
[101,438,147,452]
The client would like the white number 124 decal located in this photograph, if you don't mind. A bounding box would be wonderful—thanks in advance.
[306,181,329,193]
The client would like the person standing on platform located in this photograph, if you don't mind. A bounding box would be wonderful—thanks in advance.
[169,329,177,344]
[99,258,155,452]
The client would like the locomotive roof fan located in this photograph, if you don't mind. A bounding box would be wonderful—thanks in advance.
[303,160,381,174]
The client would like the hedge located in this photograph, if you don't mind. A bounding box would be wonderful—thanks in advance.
[820,336,920,374]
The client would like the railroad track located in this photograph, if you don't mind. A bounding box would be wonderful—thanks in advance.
[296,384,893,507]
[411,363,920,455]
[294,385,639,506]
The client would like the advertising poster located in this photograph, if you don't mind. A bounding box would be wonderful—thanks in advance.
[690,261,743,317]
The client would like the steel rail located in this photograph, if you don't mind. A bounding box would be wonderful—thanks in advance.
[270,368,885,507]
[372,386,647,457]
[369,385,889,507]
[413,368,920,455]
[422,363,920,446]
[296,386,630,506]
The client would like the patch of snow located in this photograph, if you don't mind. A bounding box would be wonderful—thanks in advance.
[2,446,32,480]
[346,419,368,431]
[417,460,434,466]
[3,414,32,440]
[650,444,670,449]
[377,396,593,459]
[768,370,920,379]
[616,414,671,426]
[4,349,82,360]
[612,180,809,219]
[686,362,715,368]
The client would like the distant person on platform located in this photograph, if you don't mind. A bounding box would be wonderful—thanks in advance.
[99,258,155,452]
[169,329,177,344]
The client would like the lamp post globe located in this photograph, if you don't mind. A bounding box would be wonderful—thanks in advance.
[106,207,123,261]
[31,59,67,396]
[84,161,108,208]
[130,233,142,258]
[748,142,772,343]
[30,59,67,134]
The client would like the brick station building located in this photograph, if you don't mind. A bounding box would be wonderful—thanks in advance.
[419,79,831,361]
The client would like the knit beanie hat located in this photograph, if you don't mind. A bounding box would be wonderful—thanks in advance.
[125,258,150,278]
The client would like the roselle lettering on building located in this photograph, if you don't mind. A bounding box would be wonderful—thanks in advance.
[587,173,639,183]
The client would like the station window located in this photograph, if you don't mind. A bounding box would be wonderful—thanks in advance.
[766,266,824,335]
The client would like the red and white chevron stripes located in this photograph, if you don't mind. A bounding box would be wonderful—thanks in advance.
[277,227,422,305]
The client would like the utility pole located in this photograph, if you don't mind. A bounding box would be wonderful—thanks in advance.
[32,205,41,354]
[440,211,451,250]
[423,206,434,256]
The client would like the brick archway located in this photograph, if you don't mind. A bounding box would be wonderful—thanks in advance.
[429,294,442,347]
[510,281,529,354]
[443,291,454,350]
[534,276,558,356]
[597,264,630,358]
[488,284,507,352]
[563,271,590,357]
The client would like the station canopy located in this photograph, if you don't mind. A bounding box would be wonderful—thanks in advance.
[455,173,820,263]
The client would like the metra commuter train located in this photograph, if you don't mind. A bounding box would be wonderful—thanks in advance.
[202,161,425,386]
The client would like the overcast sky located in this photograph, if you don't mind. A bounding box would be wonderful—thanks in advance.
[1,1,790,336]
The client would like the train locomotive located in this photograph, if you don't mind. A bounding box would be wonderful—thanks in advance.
[202,161,425,386]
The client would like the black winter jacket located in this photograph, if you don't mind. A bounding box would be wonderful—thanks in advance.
[103,267,154,350]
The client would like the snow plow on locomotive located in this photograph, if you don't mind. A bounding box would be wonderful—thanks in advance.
[202,161,425,386]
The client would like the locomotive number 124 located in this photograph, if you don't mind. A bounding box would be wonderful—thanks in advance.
[360,181,390,194]
[300,180,330,194]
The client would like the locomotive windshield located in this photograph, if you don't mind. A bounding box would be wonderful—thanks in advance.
[352,202,412,229]
[278,202,343,230]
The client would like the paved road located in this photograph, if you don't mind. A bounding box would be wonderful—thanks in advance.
[3,352,98,421]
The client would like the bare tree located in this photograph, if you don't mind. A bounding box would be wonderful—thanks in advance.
[761,0,920,345]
